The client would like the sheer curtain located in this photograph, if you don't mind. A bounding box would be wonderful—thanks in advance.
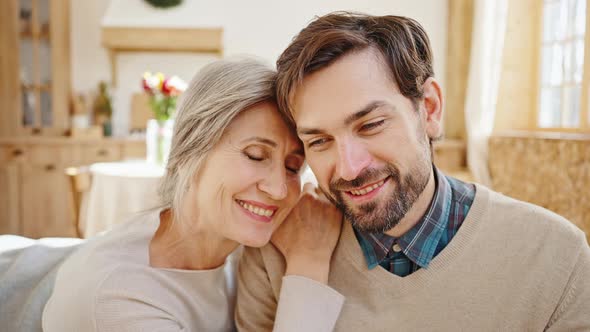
[464,0,509,186]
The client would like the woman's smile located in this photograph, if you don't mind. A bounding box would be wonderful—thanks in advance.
[236,199,278,223]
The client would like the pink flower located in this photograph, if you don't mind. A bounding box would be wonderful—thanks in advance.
[162,76,187,97]
[142,78,153,94]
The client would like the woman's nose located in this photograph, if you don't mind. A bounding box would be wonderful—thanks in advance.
[258,166,288,200]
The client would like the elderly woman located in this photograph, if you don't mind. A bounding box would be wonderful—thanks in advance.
[42,59,344,331]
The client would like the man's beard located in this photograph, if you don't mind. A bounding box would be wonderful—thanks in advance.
[324,161,430,234]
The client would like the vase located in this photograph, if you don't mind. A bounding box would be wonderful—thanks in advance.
[146,119,174,165]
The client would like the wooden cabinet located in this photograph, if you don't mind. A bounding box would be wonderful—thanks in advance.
[0,145,27,234]
[20,163,75,237]
[0,164,21,234]
[0,2,148,238]
[0,0,71,137]
[0,138,146,238]
[82,144,122,163]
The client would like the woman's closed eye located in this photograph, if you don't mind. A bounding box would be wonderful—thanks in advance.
[244,146,302,174]
[244,146,268,161]
[286,166,300,174]
[245,153,264,161]
[285,156,304,175]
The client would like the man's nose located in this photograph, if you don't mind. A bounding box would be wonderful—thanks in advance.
[335,139,371,181]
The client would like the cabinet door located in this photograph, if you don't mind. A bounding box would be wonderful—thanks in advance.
[0,0,20,137]
[0,0,71,136]
[0,163,21,235]
[20,163,76,238]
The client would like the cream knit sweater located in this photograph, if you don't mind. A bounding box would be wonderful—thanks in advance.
[236,185,590,331]
[42,211,344,332]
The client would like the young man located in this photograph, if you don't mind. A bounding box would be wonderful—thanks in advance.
[236,12,590,331]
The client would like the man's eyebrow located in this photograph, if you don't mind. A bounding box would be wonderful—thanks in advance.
[241,136,277,147]
[297,127,325,136]
[297,101,388,136]
[344,101,387,126]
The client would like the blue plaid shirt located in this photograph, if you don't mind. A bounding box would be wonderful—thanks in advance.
[354,166,475,277]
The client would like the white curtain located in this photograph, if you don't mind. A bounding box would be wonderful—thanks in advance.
[464,0,509,186]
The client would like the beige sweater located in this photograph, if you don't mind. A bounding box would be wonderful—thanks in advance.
[236,185,590,331]
[43,211,344,332]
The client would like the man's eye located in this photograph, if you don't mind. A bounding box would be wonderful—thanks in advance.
[360,120,385,132]
[308,137,329,148]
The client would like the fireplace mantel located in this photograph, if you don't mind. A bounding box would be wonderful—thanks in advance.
[101,26,223,86]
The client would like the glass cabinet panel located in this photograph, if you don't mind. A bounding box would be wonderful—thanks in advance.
[18,0,53,128]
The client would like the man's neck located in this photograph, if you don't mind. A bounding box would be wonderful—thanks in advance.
[384,170,436,238]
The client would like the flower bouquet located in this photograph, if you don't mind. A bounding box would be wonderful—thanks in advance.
[141,72,187,165]
[142,72,187,121]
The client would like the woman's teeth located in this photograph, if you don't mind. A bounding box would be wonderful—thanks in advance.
[349,179,386,196]
[238,201,274,217]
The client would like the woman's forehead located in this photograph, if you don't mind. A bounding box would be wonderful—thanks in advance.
[225,103,302,149]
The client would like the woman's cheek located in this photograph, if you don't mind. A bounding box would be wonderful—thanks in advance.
[286,177,302,206]
[235,159,260,180]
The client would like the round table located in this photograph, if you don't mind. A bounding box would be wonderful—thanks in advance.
[81,161,165,237]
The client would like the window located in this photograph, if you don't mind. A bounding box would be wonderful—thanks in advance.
[538,0,589,129]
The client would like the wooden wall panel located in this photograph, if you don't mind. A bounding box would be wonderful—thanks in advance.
[444,0,474,140]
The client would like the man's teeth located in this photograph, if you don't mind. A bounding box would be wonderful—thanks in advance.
[238,201,274,217]
[349,179,386,196]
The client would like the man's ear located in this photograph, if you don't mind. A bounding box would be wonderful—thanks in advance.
[421,77,443,140]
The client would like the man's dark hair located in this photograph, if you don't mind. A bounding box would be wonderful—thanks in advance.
[276,11,435,122]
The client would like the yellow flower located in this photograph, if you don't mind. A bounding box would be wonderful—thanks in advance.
[156,72,165,91]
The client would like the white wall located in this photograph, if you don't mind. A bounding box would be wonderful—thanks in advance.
[71,0,448,136]
[70,0,111,93]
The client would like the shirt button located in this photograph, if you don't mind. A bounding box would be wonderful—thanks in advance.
[392,243,402,253]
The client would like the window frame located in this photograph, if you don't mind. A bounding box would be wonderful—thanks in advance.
[534,0,590,132]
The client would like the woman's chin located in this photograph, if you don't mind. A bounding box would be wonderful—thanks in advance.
[235,231,273,248]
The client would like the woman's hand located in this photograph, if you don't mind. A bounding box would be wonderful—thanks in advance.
[271,183,343,284]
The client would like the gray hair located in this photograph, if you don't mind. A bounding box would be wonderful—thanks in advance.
[158,58,279,223]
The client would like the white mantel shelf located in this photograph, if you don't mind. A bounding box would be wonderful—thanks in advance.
[101,26,223,86]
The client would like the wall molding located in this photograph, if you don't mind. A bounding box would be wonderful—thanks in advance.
[101,27,223,86]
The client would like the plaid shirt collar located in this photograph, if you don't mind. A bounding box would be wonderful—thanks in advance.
[355,166,453,269]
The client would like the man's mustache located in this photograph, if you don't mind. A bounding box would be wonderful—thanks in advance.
[329,166,398,192]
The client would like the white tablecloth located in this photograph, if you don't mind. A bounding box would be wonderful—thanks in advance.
[81,161,164,237]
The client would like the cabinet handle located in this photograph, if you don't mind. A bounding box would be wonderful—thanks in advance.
[45,164,56,171]
[32,128,41,135]
[12,149,23,156]
[97,149,108,156]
